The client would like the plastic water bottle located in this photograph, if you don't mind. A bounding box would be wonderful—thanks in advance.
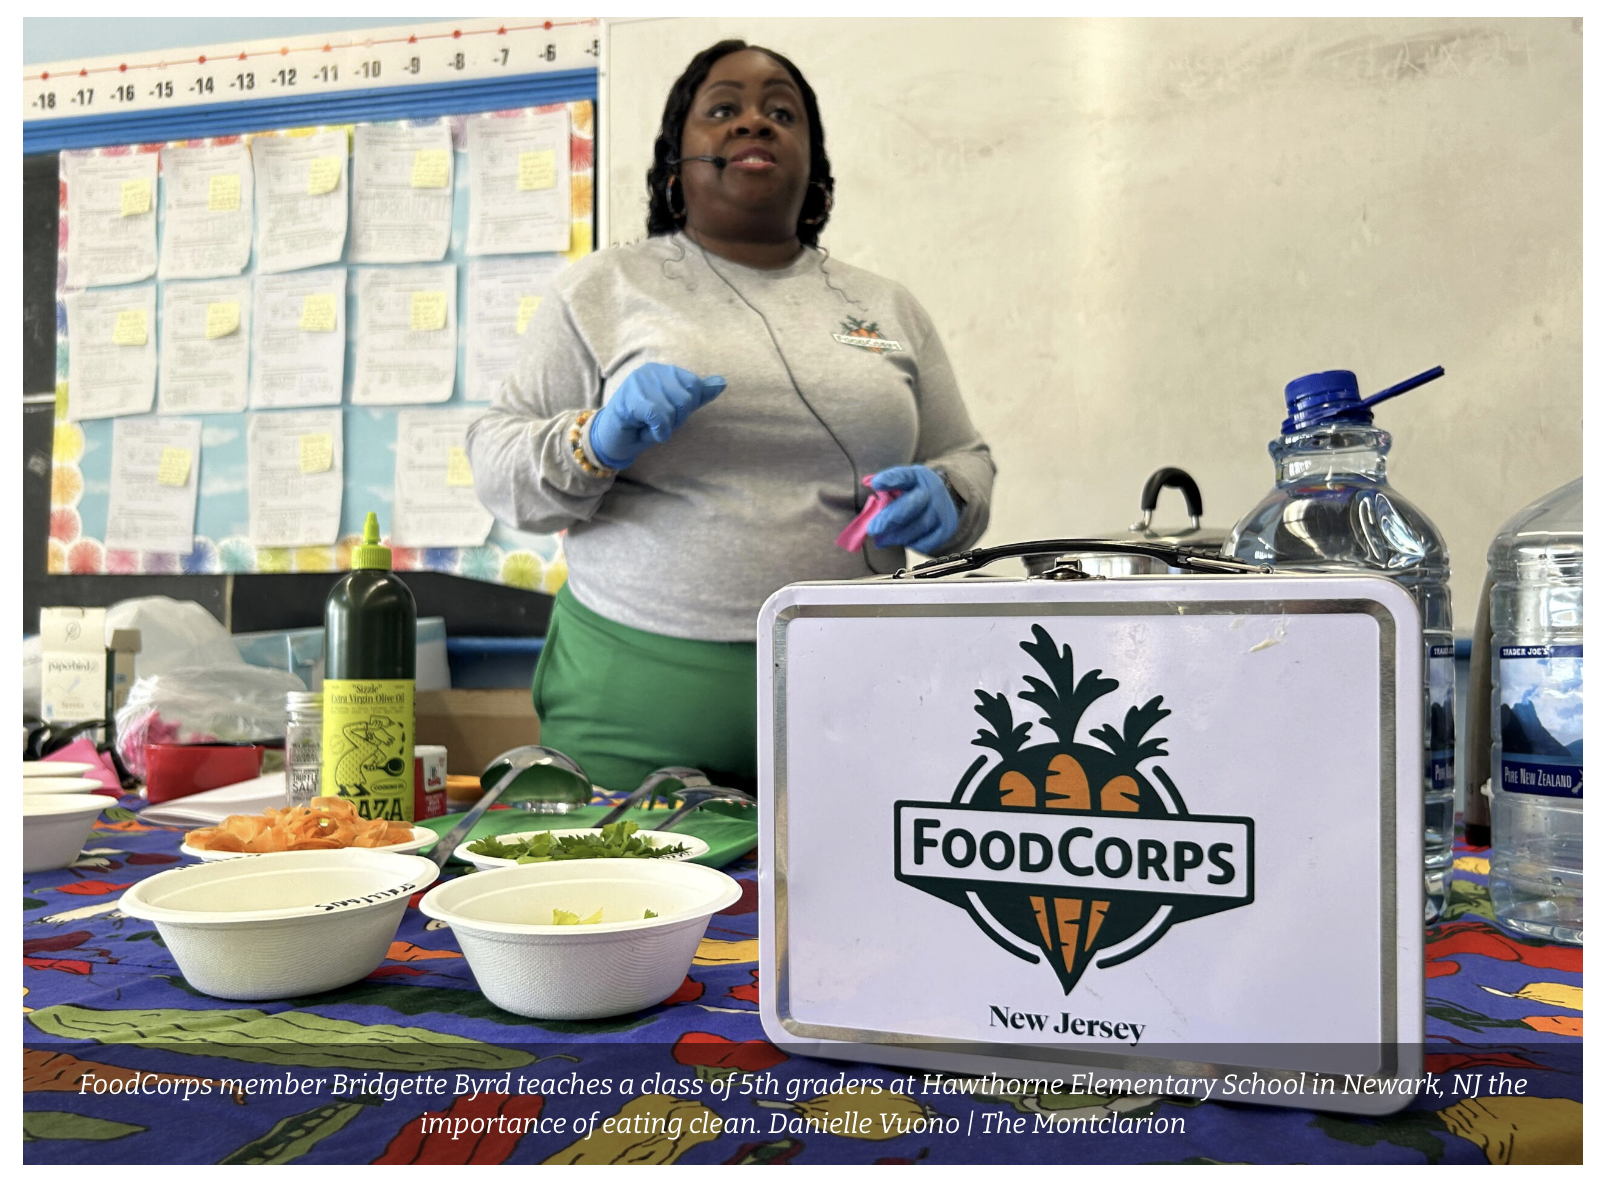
[1224,367,1455,924]
[1487,478,1582,944]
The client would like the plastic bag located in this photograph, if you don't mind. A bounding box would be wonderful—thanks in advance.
[105,596,243,681]
[115,664,305,779]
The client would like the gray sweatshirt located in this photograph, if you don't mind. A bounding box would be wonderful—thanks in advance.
[467,232,996,642]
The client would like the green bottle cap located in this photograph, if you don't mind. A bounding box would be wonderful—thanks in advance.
[352,512,392,571]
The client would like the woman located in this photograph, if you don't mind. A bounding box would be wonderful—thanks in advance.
[468,40,996,791]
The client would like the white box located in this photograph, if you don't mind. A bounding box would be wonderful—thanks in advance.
[40,607,108,727]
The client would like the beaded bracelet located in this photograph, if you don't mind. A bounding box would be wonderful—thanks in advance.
[566,411,616,479]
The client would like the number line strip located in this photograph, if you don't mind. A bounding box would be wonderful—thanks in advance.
[25,70,597,154]
[27,19,598,81]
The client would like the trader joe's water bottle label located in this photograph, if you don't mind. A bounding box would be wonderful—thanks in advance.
[321,679,415,822]
[1429,644,1456,795]
[1498,645,1582,798]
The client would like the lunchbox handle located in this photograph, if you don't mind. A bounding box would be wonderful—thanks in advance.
[894,539,1271,580]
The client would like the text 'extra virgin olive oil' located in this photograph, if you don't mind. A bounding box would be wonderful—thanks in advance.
[321,512,416,823]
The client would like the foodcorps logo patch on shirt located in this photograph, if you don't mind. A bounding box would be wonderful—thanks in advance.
[832,316,904,354]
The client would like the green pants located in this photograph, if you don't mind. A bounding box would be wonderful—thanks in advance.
[532,582,757,792]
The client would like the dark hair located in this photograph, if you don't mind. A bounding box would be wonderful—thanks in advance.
[645,40,834,247]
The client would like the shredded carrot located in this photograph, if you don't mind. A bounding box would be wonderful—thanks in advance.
[185,797,415,853]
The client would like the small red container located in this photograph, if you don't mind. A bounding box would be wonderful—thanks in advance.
[144,744,266,804]
[414,746,448,820]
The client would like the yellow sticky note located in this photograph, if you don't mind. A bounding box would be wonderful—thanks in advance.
[446,445,474,487]
[120,179,151,217]
[410,290,448,332]
[157,447,192,487]
[299,433,333,474]
[306,155,343,195]
[207,173,241,211]
[112,309,148,346]
[410,149,450,189]
[515,295,543,336]
[299,293,337,332]
[517,150,556,191]
[205,301,240,340]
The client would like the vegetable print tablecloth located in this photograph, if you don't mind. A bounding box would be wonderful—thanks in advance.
[23,801,1582,1165]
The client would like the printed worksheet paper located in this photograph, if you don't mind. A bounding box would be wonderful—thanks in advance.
[349,121,454,264]
[250,268,347,408]
[63,151,158,289]
[158,141,254,280]
[64,285,158,420]
[351,264,457,405]
[464,255,566,402]
[246,409,344,548]
[392,408,494,547]
[465,110,572,256]
[105,417,202,554]
[158,278,251,414]
[252,131,350,274]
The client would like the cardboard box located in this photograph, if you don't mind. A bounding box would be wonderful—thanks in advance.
[40,607,108,728]
[414,688,538,777]
[108,629,142,714]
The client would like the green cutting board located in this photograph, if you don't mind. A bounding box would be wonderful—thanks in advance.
[416,802,757,870]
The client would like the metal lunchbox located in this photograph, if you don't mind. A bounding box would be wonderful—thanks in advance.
[757,542,1426,1115]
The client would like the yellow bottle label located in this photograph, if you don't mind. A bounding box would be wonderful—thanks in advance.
[321,679,415,823]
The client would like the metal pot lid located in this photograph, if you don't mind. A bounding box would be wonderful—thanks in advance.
[1118,466,1229,554]
[1022,551,1171,578]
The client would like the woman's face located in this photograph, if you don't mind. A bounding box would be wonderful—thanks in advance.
[677,49,811,244]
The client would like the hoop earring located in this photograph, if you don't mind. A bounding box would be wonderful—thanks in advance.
[801,181,834,227]
[664,176,686,221]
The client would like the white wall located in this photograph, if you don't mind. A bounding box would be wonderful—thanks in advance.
[603,17,1583,628]
[22,18,425,64]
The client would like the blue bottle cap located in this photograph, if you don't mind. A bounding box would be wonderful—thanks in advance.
[1282,370,1367,434]
[1281,366,1445,435]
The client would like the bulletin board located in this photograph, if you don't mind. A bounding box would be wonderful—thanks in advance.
[35,20,601,595]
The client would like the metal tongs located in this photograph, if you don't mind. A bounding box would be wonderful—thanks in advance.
[422,745,592,870]
[596,766,755,833]
[651,784,755,832]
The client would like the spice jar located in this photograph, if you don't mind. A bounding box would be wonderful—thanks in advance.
[285,691,323,809]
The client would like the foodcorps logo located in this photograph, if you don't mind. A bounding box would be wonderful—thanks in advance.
[894,625,1254,992]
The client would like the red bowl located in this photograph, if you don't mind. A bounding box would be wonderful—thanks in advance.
[144,744,266,804]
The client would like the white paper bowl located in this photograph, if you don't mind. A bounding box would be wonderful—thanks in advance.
[23,776,109,796]
[24,794,109,873]
[23,761,98,779]
[120,850,440,1001]
[419,859,742,1020]
[454,828,710,871]
[180,826,439,861]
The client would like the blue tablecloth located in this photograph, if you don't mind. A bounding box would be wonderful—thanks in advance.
[23,803,1581,1164]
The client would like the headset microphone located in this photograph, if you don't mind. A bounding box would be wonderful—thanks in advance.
[667,154,727,170]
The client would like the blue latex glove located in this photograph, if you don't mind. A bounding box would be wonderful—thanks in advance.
[867,464,960,555]
[589,363,727,469]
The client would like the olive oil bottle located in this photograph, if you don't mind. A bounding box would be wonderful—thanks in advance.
[321,512,416,822]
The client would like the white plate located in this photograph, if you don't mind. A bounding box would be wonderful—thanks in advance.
[455,827,710,871]
[23,762,98,779]
[182,825,439,861]
[23,777,109,796]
